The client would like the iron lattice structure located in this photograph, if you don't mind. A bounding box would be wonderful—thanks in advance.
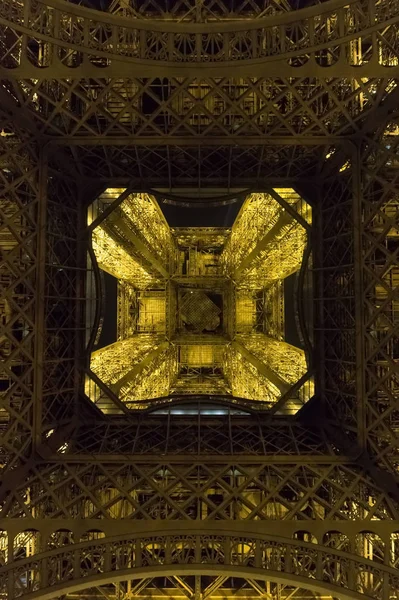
[84,187,312,411]
[0,0,399,599]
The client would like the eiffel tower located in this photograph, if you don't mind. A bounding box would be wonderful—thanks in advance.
[1,1,399,599]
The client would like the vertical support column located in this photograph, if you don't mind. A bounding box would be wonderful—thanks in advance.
[75,187,88,409]
[352,143,366,448]
[313,186,325,404]
[33,147,48,449]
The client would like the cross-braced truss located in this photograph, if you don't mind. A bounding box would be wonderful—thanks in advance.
[1,0,399,599]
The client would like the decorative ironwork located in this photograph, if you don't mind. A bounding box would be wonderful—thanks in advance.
[1,531,399,600]
[1,0,399,76]
[1,3,399,600]
[86,190,311,408]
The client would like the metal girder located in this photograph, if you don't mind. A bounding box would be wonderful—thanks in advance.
[267,188,311,231]
[3,64,399,80]
[1,2,399,597]
[1,528,399,600]
[3,453,397,521]
[320,83,399,179]
[360,83,399,135]
[58,414,336,459]
[88,186,134,233]
[172,336,228,345]
[1,0,399,81]
[232,341,290,394]
[0,85,41,138]
[112,342,170,394]
[352,145,367,449]
[54,137,349,147]
[322,418,399,504]
[234,210,292,278]
[106,211,170,279]
[32,148,47,448]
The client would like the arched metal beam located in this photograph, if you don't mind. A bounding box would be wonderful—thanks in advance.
[1,0,398,77]
[1,531,396,600]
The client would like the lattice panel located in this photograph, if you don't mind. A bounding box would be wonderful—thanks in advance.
[121,345,179,406]
[40,173,84,431]
[237,334,309,387]
[66,417,334,456]
[3,530,399,600]
[221,192,282,274]
[93,225,160,288]
[239,221,307,290]
[105,0,296,21]
[89,335,161,388]
[360,131,399,473]
[2,531,399,600]
[180,291,221,332]
[8,77,397,140]
[0,123,39,473]
[2,460,397,521]
[48,144,325,188]
[317,169,358,433]
[223,345,282,404]
[1,0,398,77]
[52,579,334,600]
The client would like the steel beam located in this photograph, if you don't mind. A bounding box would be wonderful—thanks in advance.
[234,210,292,278]
[106,211,170,279]
[2,64,399,80]
[52,136,348,147]
[32,148,48,448]
[352,145,366,449]
[232,340,290,394]
[112,342,169,394]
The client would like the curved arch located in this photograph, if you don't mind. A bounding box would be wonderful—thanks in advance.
[80,529,106,542]
[354,530,385,565]
[85,243,104,356]
[0,0,398,73]
[13,529,41,560]
[323,530,351,552]
[0,0,363,36]
[1,531,397,600]
[46,529,74,549]
[14,565,373,600]
[292,530,318,544]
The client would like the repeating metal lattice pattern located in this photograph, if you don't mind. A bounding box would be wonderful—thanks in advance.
[1,77,396,142]
[360,131,399,472]
[1,1,399,599]
[0,123,38,473]
[1,0,398,76]
[1,530,399,600]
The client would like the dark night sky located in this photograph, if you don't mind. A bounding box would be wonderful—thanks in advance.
[159,198,244,228]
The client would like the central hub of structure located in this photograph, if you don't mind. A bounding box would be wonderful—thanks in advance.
[85,189,314,412]
[179,291,222,332]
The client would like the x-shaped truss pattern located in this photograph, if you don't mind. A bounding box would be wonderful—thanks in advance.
[2,77,397,141]
[1,1,399,598]
[0,128,39,470]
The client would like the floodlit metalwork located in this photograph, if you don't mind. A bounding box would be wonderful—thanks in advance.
[87,189,312,410]
[1,2,399,599]
[92,224,161,288]
[223,343,281,403]
[89,336,162,387]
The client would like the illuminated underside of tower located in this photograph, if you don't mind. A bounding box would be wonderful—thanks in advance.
[86,188,314,413]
